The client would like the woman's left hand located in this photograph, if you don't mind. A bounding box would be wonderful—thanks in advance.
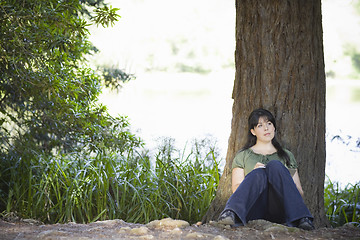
[292,170,304,197]
[254,162,266,169]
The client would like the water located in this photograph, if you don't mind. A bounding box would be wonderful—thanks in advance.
[91,0,360,187]
[100,74,360,187]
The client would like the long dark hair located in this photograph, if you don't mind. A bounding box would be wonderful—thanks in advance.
[242,108,290,166]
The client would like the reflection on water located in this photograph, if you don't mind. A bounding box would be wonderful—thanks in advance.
[100,76,360,187]
[326,79,360,186]
[326,129,360,186]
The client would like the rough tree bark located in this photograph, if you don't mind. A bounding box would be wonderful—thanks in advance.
[202,0,328,227]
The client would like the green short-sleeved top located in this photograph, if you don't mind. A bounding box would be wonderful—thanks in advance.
[231,148,298,176]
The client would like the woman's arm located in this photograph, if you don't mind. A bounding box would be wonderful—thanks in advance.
[292,170,304,197]
[232,167,245,193]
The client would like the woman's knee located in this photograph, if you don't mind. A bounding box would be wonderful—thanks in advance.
[246,168,267,182]
[266,160,287,173]
[240,168,268,191]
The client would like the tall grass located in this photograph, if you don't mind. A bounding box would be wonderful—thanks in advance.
[324,176,360,227]
[0,138,220,224]
[6,137,359,227]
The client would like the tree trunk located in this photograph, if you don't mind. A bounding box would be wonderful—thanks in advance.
[202,0,328,227]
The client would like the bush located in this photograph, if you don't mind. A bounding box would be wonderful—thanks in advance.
[0,137,220,224]
[324,177,360,227]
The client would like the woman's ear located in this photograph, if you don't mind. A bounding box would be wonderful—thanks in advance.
[250,129,256,136]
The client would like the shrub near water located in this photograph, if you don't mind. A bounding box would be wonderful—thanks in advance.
[0,138,220,224]
[3,138,360,227]
[324,177,360,227]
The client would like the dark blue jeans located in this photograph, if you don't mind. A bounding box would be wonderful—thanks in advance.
[221,160,313,226]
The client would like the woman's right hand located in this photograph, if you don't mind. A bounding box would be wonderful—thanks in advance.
[254,162,266,169]
[232,168,245,193]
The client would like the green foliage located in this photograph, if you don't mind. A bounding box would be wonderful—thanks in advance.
[0,0,136,158]
[92,5,120,27]
[351,52,360,74]
[324,177,360,227]
[99,65,135,91]
[352,0,360,17]
[344,45,360,79]
[0,138,220,224]
[0,0,142,218]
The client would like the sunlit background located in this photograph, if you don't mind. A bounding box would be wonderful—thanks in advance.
[88,0,360,186]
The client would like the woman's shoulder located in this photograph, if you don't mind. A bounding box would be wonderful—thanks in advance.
[232,148,253,169]
[234,148,252,157]
[233,148,261,162]
[232,148,251,162]
[283,148,295,158]
[282,148,298,167]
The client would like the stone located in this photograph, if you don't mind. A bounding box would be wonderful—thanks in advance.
[117,226,132,233]
[209,221,231,229]
[91,219,123,226]
[246,219,275,230]
[169,227,183,235]
[22,218,44,225]
[185,232,204,238]
[263,225,289,233]
[36,230,69,239]
[147,218,190,229]
[137,235,154,239]
[213,235,230,240]
[130,226,149,235]
[185,231,217,239]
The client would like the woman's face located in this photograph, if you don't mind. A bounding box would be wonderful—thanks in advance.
[250,117,275,143]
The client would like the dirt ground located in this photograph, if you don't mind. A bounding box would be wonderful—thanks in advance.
[1,217,360,240]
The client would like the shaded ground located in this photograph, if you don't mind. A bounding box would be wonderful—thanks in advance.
[1,218,360,240]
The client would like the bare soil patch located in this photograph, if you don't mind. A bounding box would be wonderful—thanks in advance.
[1,218,359,240]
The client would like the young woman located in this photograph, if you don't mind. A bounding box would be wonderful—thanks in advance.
[218,108,314,230]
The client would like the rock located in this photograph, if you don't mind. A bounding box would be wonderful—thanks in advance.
[36,230,69,239]
[117,226,132,233]
[343,222,359,229]
[263,225,289,233]
[147,218,190,229]
[1,217,359,240]
[246,219,275,230]
[208,221,231,229]
[246,219,301,234]
[85,226,104,232]
[130,226,149,235]
[91,219,123,226]
[185,231,217,239]
[169,227,183,235]
[213,235,230,240]
[22,218,44,225]
[2,212,20,222]
[287,226,301,233]
[136,235,154,239]
[185,232,205,238]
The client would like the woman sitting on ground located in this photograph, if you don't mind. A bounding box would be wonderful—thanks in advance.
[218,108,314,230]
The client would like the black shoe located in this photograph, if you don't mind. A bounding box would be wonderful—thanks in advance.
[297,217,315,231]
[218,210,236,225]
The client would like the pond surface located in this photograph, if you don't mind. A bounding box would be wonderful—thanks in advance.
[100,75,360,187]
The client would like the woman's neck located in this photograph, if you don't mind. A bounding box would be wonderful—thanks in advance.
[251,142,277,155]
